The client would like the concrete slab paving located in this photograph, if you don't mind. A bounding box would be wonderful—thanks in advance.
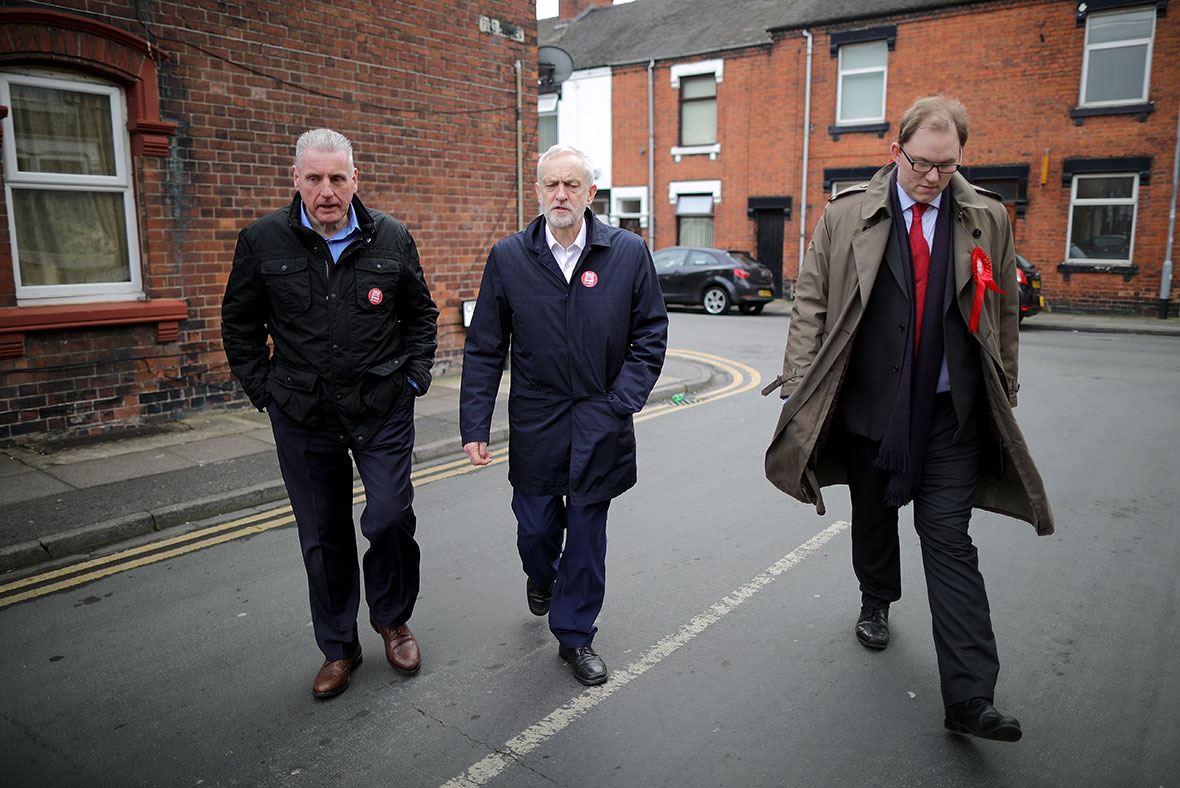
[45,448,194,489]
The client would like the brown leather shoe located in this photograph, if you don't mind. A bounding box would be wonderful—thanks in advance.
[370,615,421,674]
[312,645,362,699]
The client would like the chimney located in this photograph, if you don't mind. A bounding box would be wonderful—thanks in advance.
[558,1,597,21]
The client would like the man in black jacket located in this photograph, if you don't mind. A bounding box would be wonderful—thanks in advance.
[221,128,438,699]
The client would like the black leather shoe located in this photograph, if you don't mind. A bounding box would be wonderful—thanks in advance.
[855,605,890,649]
[558,645,608,686]
[944,698,1023,742]
[526,579,554,616]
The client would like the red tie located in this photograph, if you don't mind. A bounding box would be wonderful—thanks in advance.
[909,203,930,351]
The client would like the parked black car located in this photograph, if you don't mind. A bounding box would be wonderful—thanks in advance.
[1016,253,1044,322]
[652,247,776,314]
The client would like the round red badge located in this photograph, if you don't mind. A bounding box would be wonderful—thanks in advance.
[581,271,598,288]
[368,288,383,305]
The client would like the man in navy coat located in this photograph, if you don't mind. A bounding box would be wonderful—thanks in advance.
[460,144,668,685]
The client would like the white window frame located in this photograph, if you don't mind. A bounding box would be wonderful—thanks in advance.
[537,92,559,153]
[0,68,142,304]
[830,180,868,198]
[610,186,649,229]
[1065,172,1138,265]
[835,40,888,125]
[668,179,721,206]
[670,59,723,161]
[669,180,720,247]
[1079,6,1155,108]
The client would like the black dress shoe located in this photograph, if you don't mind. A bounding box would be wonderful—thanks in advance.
[526,578,554,616]
[944,698,1023,742]
[855,605,890,649]
[558,645,608,686]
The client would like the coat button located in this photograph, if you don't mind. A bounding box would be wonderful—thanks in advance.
[973,228,982,238]
[891,365,899,373]
[329,293,337,299]
[898,323,905,331]
[280,264,288,271]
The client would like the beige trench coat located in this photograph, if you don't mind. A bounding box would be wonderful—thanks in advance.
[764,166,1054,536]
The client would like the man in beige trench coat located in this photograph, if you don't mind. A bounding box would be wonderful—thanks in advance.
[764,96,1053,741]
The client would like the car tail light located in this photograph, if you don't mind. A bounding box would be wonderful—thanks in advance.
[1016,268,1027,285]
[733,268,750,278]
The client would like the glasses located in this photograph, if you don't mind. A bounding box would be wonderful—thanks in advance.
[899,145,961,174]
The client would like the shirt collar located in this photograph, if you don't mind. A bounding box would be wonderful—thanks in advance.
[299,202,360,241]
[545,216,587,254]
[894,182,944,215]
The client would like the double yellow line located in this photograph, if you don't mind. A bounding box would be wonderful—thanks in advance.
[0,350,759,609]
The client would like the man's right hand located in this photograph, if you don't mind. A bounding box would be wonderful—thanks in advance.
[463,441,493,466]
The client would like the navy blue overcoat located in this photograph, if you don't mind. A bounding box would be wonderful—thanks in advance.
[460,210,668,505]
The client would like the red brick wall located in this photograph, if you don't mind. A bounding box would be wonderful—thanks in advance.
[801,0,1179,315]
[0,1,536,445]
[611,0,1178,315]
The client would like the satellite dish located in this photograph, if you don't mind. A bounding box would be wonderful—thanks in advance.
[538,46,574,91]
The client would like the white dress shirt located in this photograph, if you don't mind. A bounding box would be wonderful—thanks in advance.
[545,219,588,283]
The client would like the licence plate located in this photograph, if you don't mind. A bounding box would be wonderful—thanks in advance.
[1032,280,1041,288]
[758,289,773,297]
[1038,295,1045,307]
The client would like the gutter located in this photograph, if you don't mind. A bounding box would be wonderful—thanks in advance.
[573,40,775,72]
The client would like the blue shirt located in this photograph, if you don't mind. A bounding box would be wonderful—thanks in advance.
[299,203,361,263]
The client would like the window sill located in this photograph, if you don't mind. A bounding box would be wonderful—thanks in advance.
[671,144,720,162]
[828,122,889,141]
[0,299,188,359]
[1057,262,1139,282]
[1069,102,1154,125]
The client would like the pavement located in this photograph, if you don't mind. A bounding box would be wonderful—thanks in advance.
[2,300,1177,576]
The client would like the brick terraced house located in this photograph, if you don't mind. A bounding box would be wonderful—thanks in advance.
[540,0,1179,315]
[0,1,537,444]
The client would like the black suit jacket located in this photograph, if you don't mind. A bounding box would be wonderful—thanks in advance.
[837,198,981,441]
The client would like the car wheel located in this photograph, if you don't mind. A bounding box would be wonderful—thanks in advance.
[702,287,730,315]
[738,303,764,315]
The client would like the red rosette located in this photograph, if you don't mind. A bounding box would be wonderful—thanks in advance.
[969,247,1006,333]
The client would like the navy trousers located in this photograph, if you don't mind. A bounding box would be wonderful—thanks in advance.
[511,491,610,648]
[269,389,420,660]
[839,393,1000,707]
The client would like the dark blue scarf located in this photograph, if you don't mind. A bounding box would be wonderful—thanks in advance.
[874,171,952,507]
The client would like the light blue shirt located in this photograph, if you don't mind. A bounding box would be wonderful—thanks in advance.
[894,183,951,393]
[299,202,361,263]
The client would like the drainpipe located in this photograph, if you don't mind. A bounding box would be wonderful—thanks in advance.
[648,58,656,248]
[798,30,813,279]
[1160,103,1179,319]
[516,59,524,230]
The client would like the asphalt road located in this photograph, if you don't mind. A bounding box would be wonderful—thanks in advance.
[2,309,1178,787]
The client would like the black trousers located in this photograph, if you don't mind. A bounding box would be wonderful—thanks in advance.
[839,393,1000,707]
[269,388,420,660]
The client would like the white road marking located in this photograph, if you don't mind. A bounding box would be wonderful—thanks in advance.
[439,519,851,788]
